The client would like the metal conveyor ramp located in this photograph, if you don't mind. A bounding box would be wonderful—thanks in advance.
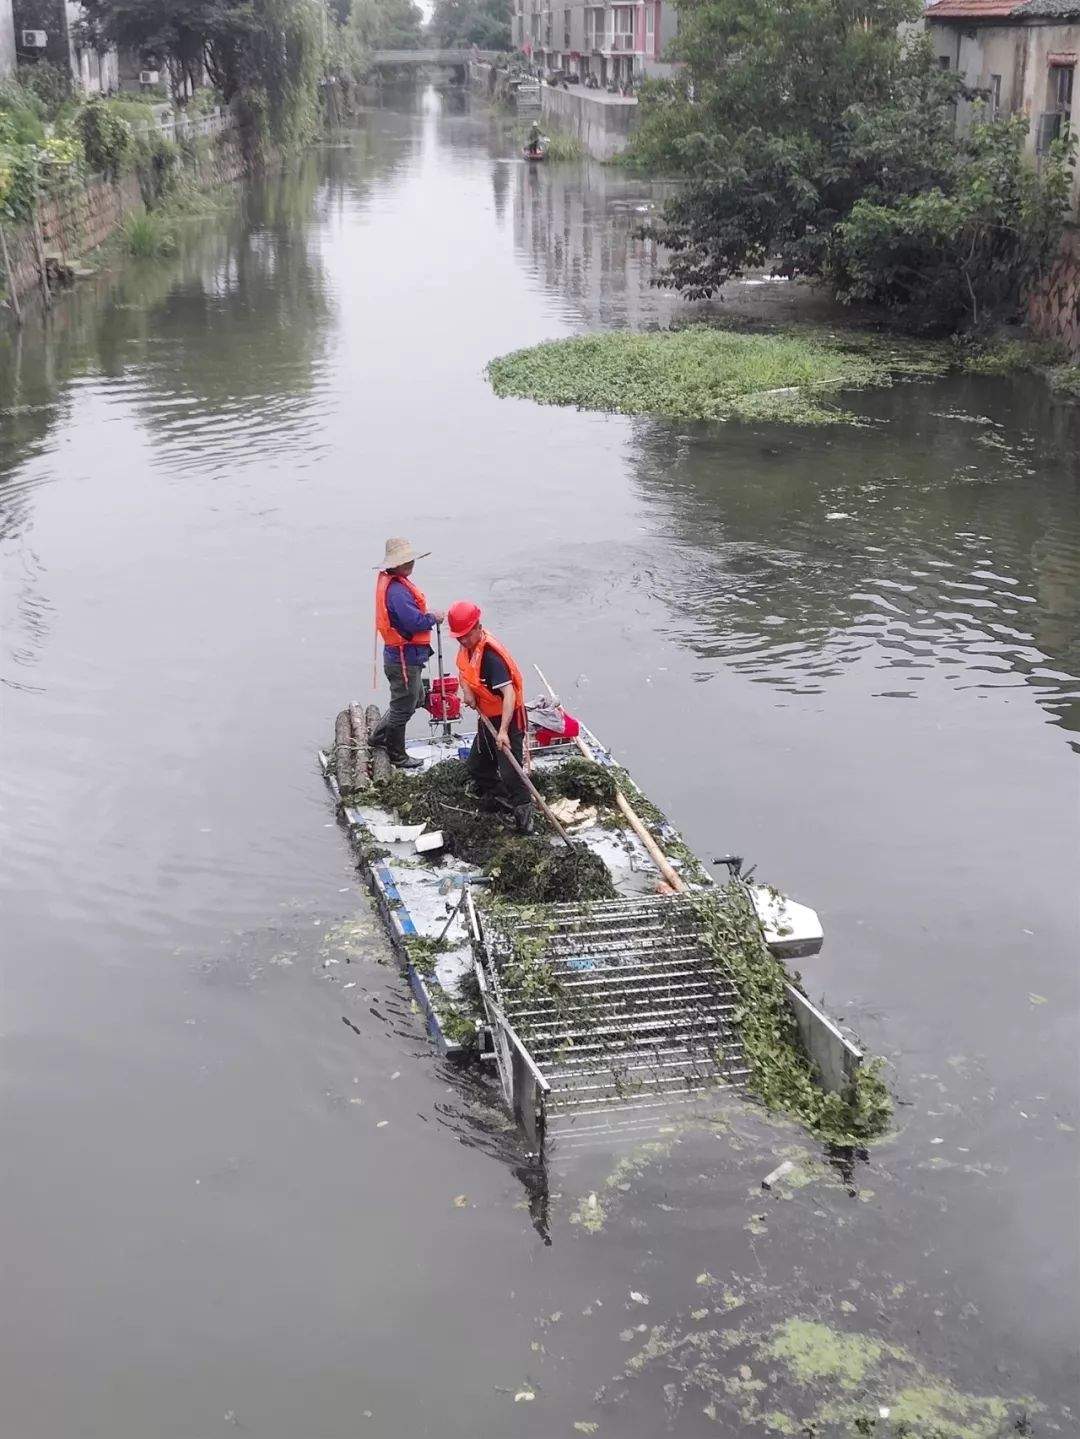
[474,896,749,1154]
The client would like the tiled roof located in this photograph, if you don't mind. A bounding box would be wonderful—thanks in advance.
[925,0,1080,16]
[924,0,1026,18]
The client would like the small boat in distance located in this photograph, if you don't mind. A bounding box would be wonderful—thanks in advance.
[523,142,547,161]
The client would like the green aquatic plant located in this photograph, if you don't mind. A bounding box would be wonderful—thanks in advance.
[695,884,892,1143]
[370,760,615,903]
[487,327,949,426]
[122,210,176,258]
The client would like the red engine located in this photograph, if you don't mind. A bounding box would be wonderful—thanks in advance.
[427,676,462,722]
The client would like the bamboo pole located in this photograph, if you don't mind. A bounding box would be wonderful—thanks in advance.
[0,224,23,328]
[533,664,687,894]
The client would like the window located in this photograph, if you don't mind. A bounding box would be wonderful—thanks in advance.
[1052,63,1074,117]
[646,4,654,35]
[938,54,951,70]
[989,73,1001,118]
[564,6,570,46]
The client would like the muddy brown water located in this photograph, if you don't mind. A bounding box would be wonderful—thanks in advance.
[1,88,1077,1437]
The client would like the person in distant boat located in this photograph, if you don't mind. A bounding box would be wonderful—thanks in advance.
[371,538,444,770]
[527,122,542,153]
[447,600,534,835]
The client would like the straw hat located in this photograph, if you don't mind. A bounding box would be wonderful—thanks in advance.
[377,537,430,570]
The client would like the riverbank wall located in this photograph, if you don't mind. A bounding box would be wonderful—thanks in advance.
[1,122,251,316]
[541,86,638,160]
[1028,227,1080,360]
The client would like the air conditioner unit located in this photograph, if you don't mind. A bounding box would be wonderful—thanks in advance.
[21,29,47,48]
[139,70,160,84]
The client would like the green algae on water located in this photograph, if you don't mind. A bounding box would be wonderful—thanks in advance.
[486,326,950,426]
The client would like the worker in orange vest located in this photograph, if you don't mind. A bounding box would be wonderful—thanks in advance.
[447,600,533,835]
[371,537,444,769]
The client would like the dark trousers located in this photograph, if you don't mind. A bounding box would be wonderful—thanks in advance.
[371,661,425,760]
[467,722,530,808]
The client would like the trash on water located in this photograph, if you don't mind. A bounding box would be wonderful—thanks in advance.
[376,1120,389,1128]
[415,830,445,854]
[514,1389,535,1403]
[762,1159,795,1190]
[453,1194,468,1208]
[629,1290,649,1305]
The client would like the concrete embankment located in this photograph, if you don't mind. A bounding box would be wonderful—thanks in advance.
[1,124,253,316]
[541,85,638,160]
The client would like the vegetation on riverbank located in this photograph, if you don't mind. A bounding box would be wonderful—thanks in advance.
[487,326,952,425]
[961,336,1080,395]
[628,0,1076,334]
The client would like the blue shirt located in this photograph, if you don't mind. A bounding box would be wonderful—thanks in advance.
[383,576,436,668]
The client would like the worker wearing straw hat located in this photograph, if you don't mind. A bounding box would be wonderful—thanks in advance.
[371,538,444,770]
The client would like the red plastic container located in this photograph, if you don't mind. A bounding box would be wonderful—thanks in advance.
[533,711,581,747]
[427,676,462,722]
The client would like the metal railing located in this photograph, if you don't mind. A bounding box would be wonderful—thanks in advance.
[126,107,233,144]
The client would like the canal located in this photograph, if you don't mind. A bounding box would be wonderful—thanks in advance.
[1,88,1077,1437]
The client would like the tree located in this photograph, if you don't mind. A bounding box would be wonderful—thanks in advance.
[429,0,511,49]
[633,0,1076,329]
[351,0,425,50]
[80,0,324,144]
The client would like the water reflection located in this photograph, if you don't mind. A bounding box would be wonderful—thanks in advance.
[628,386,1080,744]
[0,160,334,685]
[511,156,676,330]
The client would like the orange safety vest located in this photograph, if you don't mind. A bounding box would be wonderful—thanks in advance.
[457,631,526,727]
[376,571,432,646]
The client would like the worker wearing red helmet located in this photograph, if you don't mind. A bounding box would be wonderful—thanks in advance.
[447,601,533,836]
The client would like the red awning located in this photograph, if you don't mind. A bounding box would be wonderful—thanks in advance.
[1048,52,1078,65]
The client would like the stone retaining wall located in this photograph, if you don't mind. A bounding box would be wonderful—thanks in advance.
[1028,227,1080,360]
[1,128,250,314]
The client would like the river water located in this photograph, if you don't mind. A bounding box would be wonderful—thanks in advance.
[1,89,1078,1437]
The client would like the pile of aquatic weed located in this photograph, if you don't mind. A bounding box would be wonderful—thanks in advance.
[695,884,891,1144]
[532,756,620,807]
[372,760,615,904]
[486,326,951,426]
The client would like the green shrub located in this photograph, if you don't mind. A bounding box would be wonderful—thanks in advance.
[18,62,72,117]
[134,132,180,205]
[0,83,47,148]
[77,99,133,179]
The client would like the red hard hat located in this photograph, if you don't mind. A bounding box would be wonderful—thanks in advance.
[447,600,481,638]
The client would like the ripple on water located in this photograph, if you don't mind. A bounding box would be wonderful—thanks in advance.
[637,409,1080,741]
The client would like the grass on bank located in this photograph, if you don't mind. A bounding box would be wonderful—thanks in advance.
[961,335,1080,395]
[486,326,951,425]
[122,210,176,258]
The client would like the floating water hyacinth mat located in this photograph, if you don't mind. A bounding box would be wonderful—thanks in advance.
[486,327,951,425]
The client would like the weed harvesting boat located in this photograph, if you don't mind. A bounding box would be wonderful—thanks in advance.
[320,693,872,1158]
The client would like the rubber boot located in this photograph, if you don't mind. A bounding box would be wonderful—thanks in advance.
[514,802,535,836]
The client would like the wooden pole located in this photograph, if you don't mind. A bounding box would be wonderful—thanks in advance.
[0,224,23,328]
[477,711,575,847]
[533,664,687,893]
[31,208,51,311]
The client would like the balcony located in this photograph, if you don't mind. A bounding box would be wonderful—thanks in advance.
[611,31,634,49]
